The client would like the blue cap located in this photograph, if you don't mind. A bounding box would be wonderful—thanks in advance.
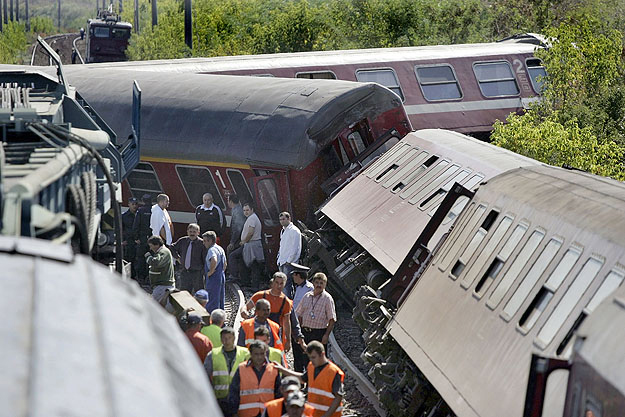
[194,289,209,301]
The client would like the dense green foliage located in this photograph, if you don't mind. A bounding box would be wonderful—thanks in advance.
[28,0,96,32]
[0,22,29,64]
[491,11,625,180]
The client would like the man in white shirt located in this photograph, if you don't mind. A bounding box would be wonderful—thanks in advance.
[277,212,302,299]
[150,194,173,245]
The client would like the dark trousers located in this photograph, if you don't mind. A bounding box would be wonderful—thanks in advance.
[279,263,295,299]
[135,243,149,286]
[179,269,204,294]
[228,246,248,282]
[294,327,327,372]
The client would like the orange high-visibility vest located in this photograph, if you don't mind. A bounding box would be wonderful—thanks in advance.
[307,361,345,417]
[241,318,284,351]
[264,398,314,417]
[238,361,279,417]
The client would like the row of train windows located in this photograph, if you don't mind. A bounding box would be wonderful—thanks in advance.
[287,58,546,101]
[362,142,483,213]
[126,162,253,209]
[437,204,625,355]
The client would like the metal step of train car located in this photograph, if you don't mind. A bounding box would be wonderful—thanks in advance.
[0,38,140,262]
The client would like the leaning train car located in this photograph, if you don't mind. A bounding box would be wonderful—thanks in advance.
[86,10,132,63]
[53,66,410,266]
[524,278,625,417]
[0,42,139,258]
[83,34,545,138]
[386,165,625,417]
[0,234,223,416]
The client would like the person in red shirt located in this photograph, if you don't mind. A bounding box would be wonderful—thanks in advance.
[241,272,292,351]
[184,312,213,362]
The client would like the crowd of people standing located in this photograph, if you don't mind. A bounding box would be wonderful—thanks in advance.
[120,191,344,416]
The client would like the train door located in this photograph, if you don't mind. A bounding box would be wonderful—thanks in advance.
[250,172,289,271]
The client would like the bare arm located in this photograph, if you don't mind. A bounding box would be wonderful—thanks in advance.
[207,256,217,276]
[271,361,305,385]
[322,395,344,417]
[322,318,335,345]
[240,298,255,319]
[240,226,255,245]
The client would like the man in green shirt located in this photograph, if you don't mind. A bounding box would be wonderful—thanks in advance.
[145,235,175,305]
[202,308,226,348]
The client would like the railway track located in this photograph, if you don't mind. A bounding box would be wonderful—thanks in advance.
[30,33,85,66]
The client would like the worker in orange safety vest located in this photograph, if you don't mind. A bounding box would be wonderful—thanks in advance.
[228,340,282,417]
[238,299,284,351]
[262,377,313,417]
[271,341,344,417]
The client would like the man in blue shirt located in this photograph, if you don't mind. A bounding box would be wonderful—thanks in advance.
[203,230,227,314]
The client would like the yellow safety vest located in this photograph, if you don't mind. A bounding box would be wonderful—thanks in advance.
[211,346,250,399]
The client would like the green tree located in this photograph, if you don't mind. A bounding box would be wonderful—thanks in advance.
[492,14,625,180]
[0,22,30,64]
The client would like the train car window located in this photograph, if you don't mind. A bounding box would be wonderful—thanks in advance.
[450,209,499,279]
[517,246,583,331]
[175,165,225,208]
[93,26,109,38]
[488,226,543,309]
[409,164,460,205]
[111,27,130,39]
[256,178,281,227]
[415,65,462,101]
[360,136,401,168]
[296,71,337,79]
[337,140,350,165]
[347,132,366,155]
[375,147,418,183]
[503,237,563,319]
[536,256,604,347]
[365,142,411,179]
[226,169,253,207]
[440,196,470,226]
[126,162,163,200]
[526,58,547,94]
[554,266,625,356]
[464,215,514,291]
[399,159,450,200]
[423,169,471,213]
[355,68,404,101]
[438,203,485,273]
[384,151,430,190]
[473,61,520,97]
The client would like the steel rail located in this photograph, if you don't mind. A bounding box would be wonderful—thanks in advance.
[328,332,386,417]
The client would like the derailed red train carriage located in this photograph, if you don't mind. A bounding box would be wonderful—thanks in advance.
[60,67,411,264]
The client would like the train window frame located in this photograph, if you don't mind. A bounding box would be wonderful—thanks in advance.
[414,64,463,102]
[526,58,547,94]
[423,169,472,214]
[518,244,584,332]
[383,151,432,190]
[398,158,449,200]
[295,70,337,80]
[408,163,460,207]
[535,255,605,349]
[365,142,411,179]
[432,200,475,266]
[437,203,486,274]
[355,67,405,102]
[126,162,163,200]
[175,165,225,209]
[504,236,564,322]
[255,177,282,227]
[463,214,515,291]
[488,226,545,311]
[374,147,419,183]
[347,131,367,155]
[450,208,500,280]
[111,27,130,39]
[472,60,520,98]
[226,169,253,207]
[92,26,110,38]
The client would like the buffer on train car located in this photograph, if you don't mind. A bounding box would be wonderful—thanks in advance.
[0,38,141,270]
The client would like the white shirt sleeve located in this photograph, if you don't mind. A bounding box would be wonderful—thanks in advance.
[150,205,163,237]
